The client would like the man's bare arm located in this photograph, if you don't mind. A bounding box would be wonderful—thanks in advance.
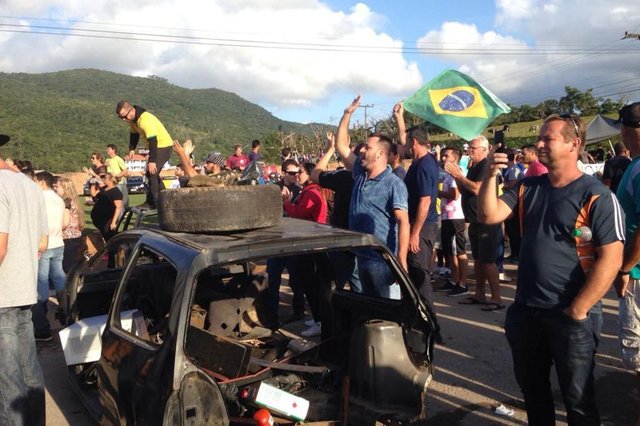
[336,96,361,171]
[173,140,198,178]
[311,131,335,183]
[409,196,430,253]
[567,241,623,319]
[0,232,7,266]
[444,161,483,195]
[393,103,407,146]
[477,152,513,224]
[614,225,640,297]
[394,209,410,272]
[38,235,48,255]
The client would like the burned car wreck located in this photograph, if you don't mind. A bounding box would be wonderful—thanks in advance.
[59,188,436,425]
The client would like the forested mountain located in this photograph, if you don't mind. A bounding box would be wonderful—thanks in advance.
[0,69,310,172]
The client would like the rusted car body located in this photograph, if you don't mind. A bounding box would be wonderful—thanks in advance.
[61,218,435,424]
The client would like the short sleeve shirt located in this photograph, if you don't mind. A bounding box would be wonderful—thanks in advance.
[441,174,464,220]
[0,171,48,307]
[130,110,173,149]
[460,158,489,223]
[106,155,127,181]
[404,153,439,225]
[617,157,640,279]
[318,169,353,229]
[501,174,625,309]
[349,162,408,254]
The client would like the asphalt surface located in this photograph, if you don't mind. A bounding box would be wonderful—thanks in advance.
[39,260,637,425]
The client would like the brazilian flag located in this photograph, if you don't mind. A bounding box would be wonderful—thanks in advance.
[403,69,511,141]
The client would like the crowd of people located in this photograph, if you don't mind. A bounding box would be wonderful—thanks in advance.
[3,98,640,425]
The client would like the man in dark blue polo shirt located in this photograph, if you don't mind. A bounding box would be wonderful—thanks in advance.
[402,126,439,306]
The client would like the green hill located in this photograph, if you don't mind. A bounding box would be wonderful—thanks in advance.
[0,69,311,172]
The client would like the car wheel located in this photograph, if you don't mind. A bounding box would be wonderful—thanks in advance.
[158,185,281,233]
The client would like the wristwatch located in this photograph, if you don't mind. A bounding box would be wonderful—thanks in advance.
[619,269,631,276]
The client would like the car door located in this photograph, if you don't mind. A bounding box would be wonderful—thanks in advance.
[98,242,182,425]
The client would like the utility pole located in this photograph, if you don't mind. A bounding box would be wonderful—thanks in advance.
[622,31,640,40]
[359,103,374,142]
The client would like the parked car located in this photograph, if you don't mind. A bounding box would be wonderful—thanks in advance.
[59,188,435,424]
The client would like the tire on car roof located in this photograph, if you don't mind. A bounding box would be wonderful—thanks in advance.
[158,185,282,233]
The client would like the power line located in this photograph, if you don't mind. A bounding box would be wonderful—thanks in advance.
[1,22,639,56]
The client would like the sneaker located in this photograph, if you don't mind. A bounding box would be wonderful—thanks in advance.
[301,323,322,337]
[499,273,512,283]
[435,280,458,292]
[304,319,320,327]
[437,267,451,276]
[447,284,470,297]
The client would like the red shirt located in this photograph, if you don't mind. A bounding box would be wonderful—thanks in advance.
[284,183,328,224]
[525,160,548,177]
[226,154,249,170]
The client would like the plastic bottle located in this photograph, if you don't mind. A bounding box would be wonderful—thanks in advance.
[572,226,592,242]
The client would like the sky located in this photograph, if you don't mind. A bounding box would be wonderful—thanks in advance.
[1,0,639,126]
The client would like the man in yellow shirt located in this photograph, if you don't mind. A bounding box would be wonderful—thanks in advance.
[105,143,129,210]
[116,101,172,209]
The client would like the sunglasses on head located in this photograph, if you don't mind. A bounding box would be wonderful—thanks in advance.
[559,114,580,138]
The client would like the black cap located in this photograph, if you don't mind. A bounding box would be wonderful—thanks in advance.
[617,102,640,128]
[0,134,10,147]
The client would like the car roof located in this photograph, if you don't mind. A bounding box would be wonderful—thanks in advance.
[127,217,383,263]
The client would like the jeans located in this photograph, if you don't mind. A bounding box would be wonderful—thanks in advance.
[505,303,600,425]
[33,246,66,336]
[407,223,438,306]
[328,251,362,293]
[37,246,66,301]
[0,307,45,426]
[265,257,305,321]
[358,257,395,298]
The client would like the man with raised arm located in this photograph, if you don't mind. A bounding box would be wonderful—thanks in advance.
[335,95,409,298]
[478,114,624,425]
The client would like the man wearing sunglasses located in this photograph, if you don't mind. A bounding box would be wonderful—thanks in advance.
[115,100,173,209]
[478,113,624,424]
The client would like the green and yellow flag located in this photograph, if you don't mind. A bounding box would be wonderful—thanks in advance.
[403,69,511,141]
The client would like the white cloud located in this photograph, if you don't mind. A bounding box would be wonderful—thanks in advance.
[417,1,640,108]
[0,0,422,112]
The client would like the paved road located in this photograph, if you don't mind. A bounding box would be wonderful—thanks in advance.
[39,261,636,425]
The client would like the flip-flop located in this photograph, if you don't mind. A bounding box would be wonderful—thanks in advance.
[459,297,487,305]
[482,302,506,311]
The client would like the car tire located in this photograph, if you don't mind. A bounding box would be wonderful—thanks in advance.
[158,185,282,233]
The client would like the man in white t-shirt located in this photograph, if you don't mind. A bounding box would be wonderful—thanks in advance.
[437,147,469,296]
[0,137,49,425]
[33,171,67,341]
